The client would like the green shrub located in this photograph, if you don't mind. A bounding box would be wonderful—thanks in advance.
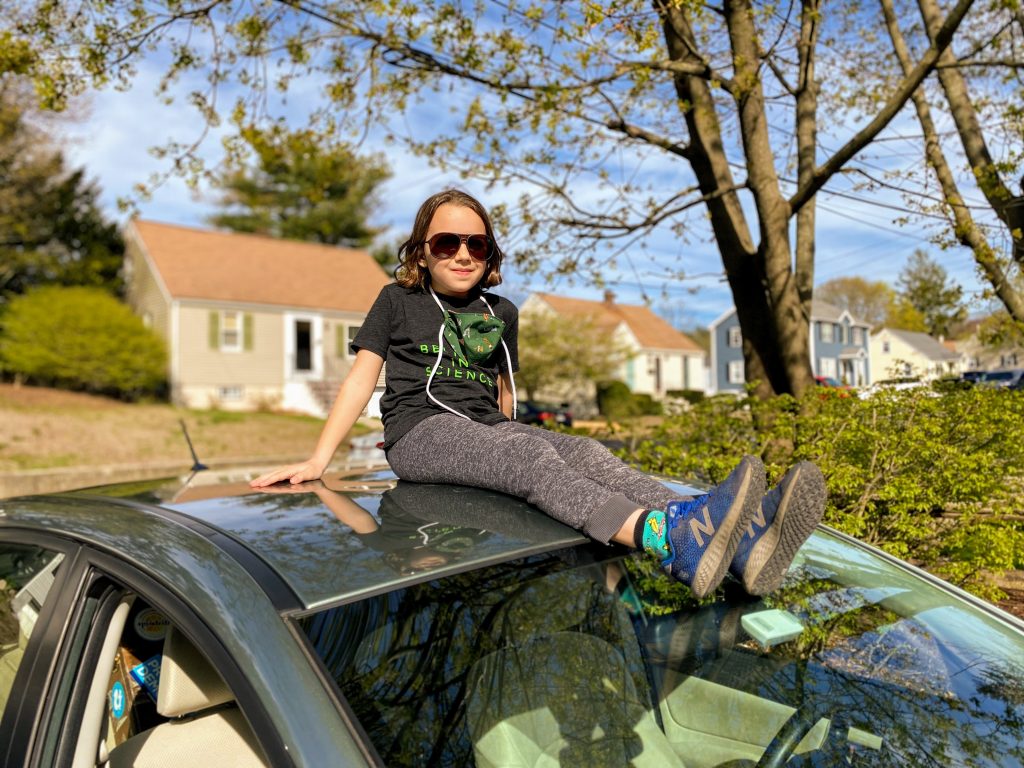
[666,388,706,405]
[597,380,638,419]
[0,286,167,400]
[627,386,1024,599]
[597,380,665,419]
[633,393,663,416]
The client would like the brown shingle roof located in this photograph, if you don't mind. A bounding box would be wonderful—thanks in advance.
[129,220,390,312]
[534,293,702,352]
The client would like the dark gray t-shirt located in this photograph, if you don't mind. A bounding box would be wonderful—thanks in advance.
[351,284,519,450]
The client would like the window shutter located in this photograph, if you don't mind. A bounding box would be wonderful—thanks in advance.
[336,325,345,357]
[243,313,254,351]
[209,311,219,349]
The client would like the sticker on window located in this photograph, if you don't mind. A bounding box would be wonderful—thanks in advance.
[130,654,162,702]
[133,608,170,642]
[110,681,127,719]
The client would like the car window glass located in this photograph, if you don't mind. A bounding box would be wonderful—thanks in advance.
[0,544,64,715]
[75,598,270,768]
[300,532,1024,767]
[90,598,269,768]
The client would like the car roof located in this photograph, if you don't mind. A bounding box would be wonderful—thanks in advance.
[3,466,699,613]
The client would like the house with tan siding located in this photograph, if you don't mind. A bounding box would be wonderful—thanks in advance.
[869,328,963,381]
[520,291,706,409]
[124,220,390,417]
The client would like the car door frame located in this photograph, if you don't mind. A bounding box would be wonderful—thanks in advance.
[1,534,295,768]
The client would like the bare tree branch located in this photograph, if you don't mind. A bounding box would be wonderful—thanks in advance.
[788,0,975,213]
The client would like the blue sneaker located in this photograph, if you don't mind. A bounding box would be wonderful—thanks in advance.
[663,456,766,599]
[730,461,826,595]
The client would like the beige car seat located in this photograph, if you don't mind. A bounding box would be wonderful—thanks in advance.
[465,631,685,768]
[105,626,267,768]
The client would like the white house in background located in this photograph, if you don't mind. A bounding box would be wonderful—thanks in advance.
[124,220,390,417]
[520,292,707,406]
[869,328,963,380]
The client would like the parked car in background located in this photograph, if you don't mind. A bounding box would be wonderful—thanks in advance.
[857,377,928,398]
[516,400,573,428]
[960,370,986,384]
[3,468,1024,767]
[979,369,1024,389]
[814,376,852,397]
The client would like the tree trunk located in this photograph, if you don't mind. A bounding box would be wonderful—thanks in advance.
[916,0,1024,323]
[794,0,821,319]
[656,0,813,398]
[882,0,1024,323]
[724,0,816,397]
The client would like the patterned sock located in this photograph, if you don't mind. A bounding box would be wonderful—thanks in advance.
[633,510,670,560]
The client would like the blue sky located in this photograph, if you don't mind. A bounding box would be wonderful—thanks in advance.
[57,49,1000,332]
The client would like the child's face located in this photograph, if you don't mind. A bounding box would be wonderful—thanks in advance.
[419,203,488,297]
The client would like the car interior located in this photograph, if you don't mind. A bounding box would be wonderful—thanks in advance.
[69,595,268,768]
[304,548,914,767]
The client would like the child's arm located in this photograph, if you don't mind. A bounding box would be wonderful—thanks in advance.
[250,349,385,487]
[312,483,379,533]
[498,370,515,419]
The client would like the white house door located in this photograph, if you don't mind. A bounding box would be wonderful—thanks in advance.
[284,314,323,380]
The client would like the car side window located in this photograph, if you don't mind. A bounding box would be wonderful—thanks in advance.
[65,592,270,768]
[0,544,64,716]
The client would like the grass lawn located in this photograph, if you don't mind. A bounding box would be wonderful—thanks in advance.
[0,384,373,472]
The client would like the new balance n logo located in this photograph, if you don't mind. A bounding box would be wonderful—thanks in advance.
[745,505,767,538]
[689,509,715,547]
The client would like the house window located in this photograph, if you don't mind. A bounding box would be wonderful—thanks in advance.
[347,325,361,357]
[338,324,362,357]
[820,323,834,343]
[218,385,243,401]
[882,341,891,354]
[819,358,837,378]
[727,360,745,384]
[221,311,242,352]
[727,326,742,348]
[853,327,864,345]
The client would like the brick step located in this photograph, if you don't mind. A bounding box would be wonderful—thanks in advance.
[306,379,343,416]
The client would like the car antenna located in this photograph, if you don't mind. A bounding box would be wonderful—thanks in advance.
[179,418,209,472]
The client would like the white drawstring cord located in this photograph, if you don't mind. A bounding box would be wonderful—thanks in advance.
[479,294,518,421]
[426,287,518,420]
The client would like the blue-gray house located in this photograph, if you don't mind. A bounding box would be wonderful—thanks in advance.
[709,300,871,393]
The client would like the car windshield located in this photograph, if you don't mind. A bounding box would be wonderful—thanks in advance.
[296,529,1024,767]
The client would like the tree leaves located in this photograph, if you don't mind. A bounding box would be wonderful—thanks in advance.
[208,122,391,247]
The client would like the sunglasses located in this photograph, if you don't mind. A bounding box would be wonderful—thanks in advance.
[424,232,492,261]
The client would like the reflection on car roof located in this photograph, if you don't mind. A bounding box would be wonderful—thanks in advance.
[69,467,676,610]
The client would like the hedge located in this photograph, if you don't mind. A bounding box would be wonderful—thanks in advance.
[0,286,167,400]
[625,385,1024,599]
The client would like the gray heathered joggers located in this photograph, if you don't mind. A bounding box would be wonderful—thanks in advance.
[386,413,682,543]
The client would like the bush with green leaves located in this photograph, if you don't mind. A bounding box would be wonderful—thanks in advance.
[666,389,706,405]
[0,286,167,399]
[628,386,1024,599]
[597,380,664,419]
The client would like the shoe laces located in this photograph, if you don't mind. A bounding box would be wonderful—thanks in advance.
[666,494,710,525]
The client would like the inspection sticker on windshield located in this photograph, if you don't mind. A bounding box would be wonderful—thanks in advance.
[130,654,162,702]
